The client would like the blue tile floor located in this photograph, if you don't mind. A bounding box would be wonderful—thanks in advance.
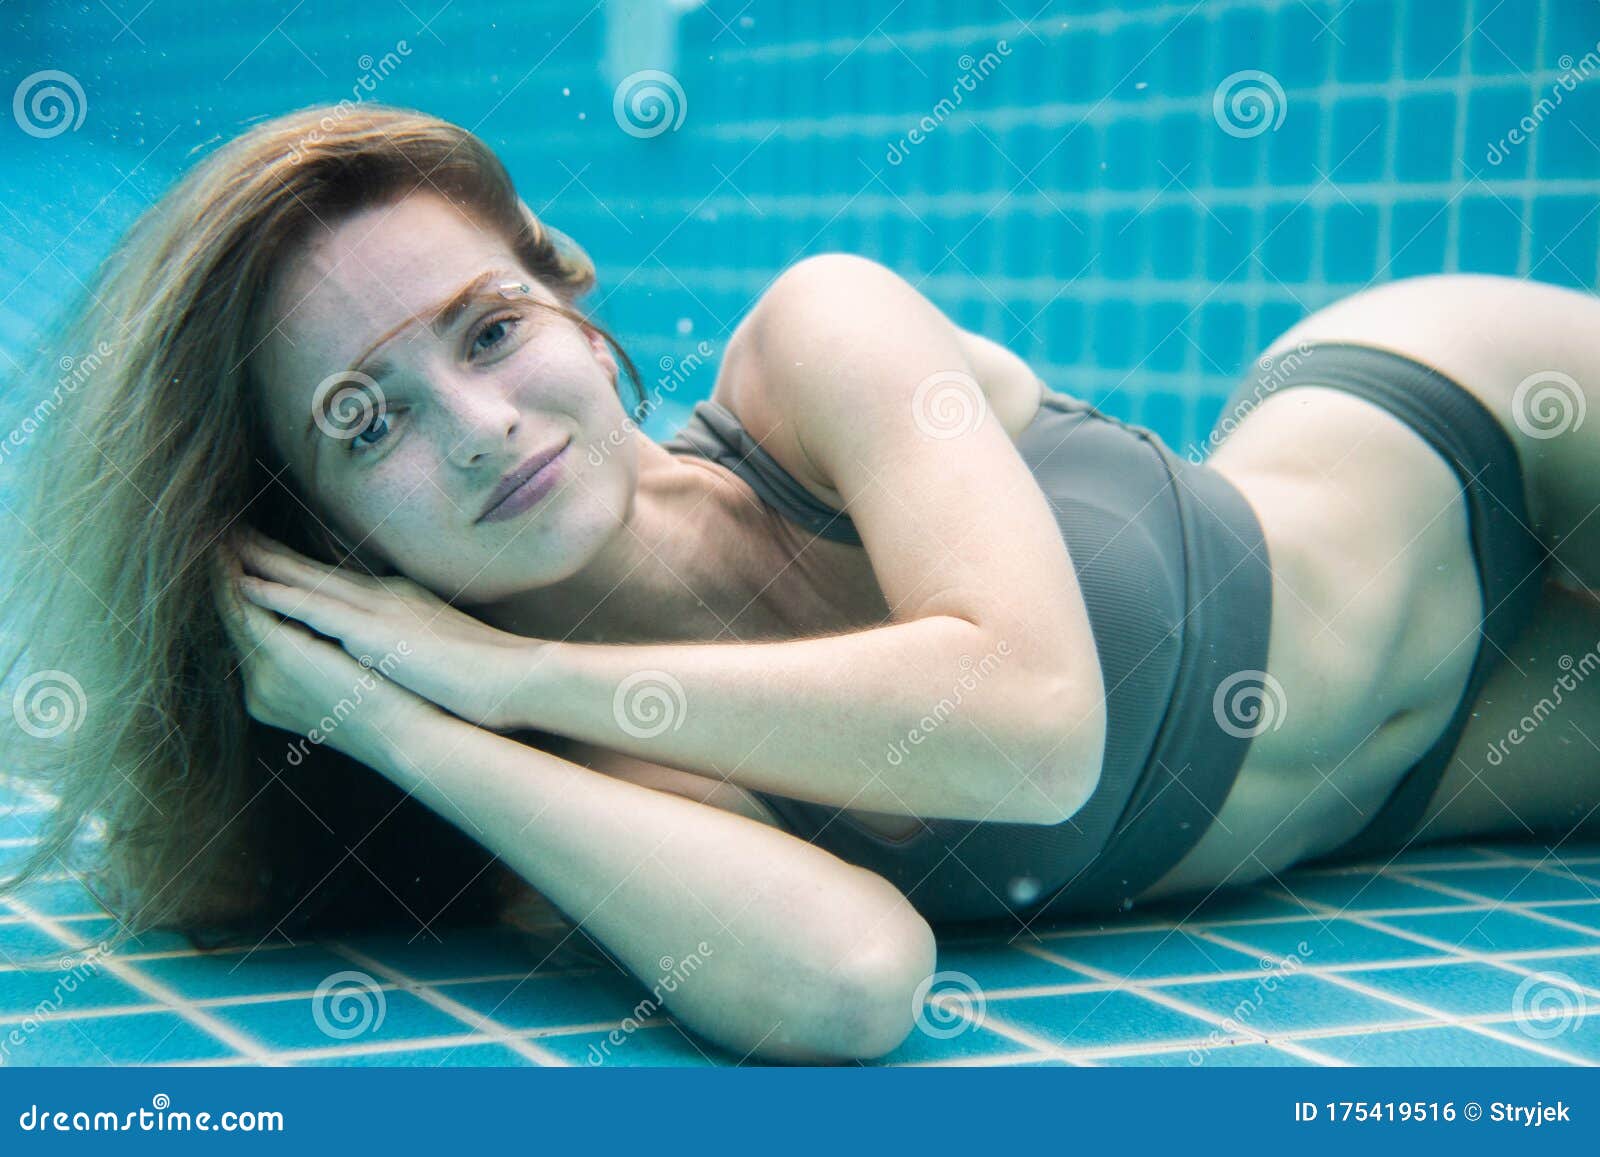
[3,773,1599,1067]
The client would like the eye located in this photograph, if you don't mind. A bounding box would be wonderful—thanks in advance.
[349,407,399,455]
[471,311,524,359]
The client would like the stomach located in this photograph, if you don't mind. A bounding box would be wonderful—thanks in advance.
[1134,381,1485,901]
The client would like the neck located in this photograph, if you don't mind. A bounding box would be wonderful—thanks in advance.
[466,438,791,645]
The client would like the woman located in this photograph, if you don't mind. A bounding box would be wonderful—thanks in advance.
[3,102,1596,1064]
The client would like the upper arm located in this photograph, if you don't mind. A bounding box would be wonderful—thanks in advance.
[741,254,1105,722]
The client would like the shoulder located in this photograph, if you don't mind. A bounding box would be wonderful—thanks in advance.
[708,254,1044,503]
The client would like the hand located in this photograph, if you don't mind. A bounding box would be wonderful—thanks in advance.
[212,537,446,766]
[229,525,543,732]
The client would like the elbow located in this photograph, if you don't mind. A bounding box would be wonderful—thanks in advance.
[1008,672,1108,825]
[825,911,940,1061]
[751,897,939,1064]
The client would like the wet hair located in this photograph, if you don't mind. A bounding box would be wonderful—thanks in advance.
[0,103,641,960]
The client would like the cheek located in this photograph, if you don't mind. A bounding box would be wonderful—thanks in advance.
[325,458,449,543]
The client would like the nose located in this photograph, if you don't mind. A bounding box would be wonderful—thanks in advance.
[440,380,522,471]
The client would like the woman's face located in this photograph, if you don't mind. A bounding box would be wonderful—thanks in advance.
[252,189,634,603]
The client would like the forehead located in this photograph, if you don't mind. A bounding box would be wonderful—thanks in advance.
[263,193,510,357]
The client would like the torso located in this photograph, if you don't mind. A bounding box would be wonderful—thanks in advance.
[699,378,1491,872]
[637,335,1503,866]
[578,276,1594,901]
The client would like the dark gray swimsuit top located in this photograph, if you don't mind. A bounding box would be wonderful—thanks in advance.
[661,387,1274,924]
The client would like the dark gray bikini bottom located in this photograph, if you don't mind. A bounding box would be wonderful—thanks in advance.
[1234,342,1548,866]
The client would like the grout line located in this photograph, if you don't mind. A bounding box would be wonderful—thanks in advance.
[326,942,569,1067]
[1199,925,1593,1065]
[13,940,1600,1029]
[3,899,278,1065]
[1379,870,1600,940]
[1010,939,1349,1066]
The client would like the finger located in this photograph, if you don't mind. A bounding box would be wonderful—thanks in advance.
[237,573,379,652]
[212,547,257,653]
[235,532,377,602]
[239,523,374,578]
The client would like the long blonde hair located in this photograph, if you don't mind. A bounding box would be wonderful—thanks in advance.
[0,103,640,958]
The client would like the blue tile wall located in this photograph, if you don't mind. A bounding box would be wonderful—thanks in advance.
[4,0,1597,454]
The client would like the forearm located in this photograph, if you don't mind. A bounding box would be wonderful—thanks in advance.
[508,615,1099,824]
[349,709,933,1062]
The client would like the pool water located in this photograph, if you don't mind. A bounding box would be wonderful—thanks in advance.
[3,0,1599,1067]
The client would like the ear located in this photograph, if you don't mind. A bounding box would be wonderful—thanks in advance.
[583,324,619,386]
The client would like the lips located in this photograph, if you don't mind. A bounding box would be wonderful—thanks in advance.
[476,436,571,523]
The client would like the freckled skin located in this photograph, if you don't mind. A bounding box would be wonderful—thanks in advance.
[250,191,679,619]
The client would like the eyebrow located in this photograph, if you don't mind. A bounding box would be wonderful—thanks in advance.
[301,268,521,446]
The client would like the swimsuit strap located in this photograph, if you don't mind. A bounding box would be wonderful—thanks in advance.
[661,400,863,547]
